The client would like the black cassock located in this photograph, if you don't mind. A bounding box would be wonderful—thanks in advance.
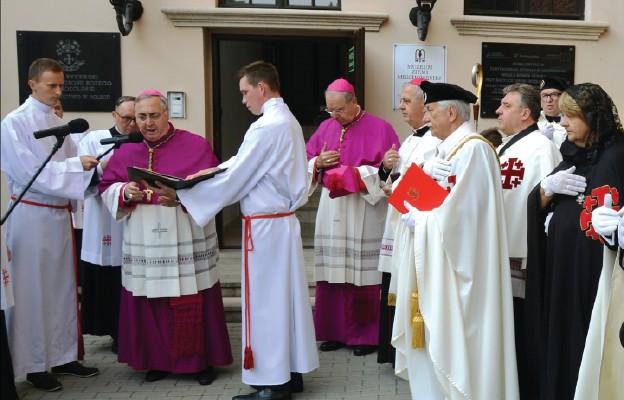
[525,137,624,400]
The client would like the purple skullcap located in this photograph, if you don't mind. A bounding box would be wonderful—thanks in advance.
[138,89,165,97]
[327,78,355,94]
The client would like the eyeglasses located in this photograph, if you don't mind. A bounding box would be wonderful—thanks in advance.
[114,111,136,123]
[541,92,561,100]
[136,113,162,122]
[325,108,346,115]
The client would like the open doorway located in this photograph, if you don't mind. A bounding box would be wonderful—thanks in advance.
[212,32,364,248]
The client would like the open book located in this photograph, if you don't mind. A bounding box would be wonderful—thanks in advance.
[127,167,226,189]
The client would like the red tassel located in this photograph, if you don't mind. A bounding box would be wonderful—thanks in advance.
[243,346,255,370]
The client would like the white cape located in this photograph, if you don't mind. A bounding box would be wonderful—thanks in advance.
[393,124,519,400]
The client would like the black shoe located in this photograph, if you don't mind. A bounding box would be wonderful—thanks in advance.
[145,370,168,382]
[289,372,303,393]
[319,340,344,352]
[197,367,217,386]
[26,372,63,392]
[353,345,377,356]
[51,361,99,377]
[111,339,118,354]
[232,387,292,400]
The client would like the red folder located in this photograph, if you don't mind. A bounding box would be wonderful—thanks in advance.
[388,164,448,214]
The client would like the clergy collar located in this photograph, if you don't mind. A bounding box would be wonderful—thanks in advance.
[413,125,429,137]
[341,106,365,129]
[260,97,284,114]
[144,122,175,146]
[27,95,54,113]
[110,126,122,137]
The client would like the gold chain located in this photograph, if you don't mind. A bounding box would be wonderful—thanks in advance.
[339,107,366,148]
[144,130,176,171]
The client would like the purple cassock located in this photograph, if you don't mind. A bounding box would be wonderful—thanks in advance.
[306,112,399,168]
[99,123,233,373]
[306,112,400,348]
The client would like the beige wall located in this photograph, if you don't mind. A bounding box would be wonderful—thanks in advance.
[359,1,624,134]
[2,0,623,213]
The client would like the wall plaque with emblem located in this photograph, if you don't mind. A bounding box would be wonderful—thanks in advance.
[480,42,575,119]
[17,31,121,112]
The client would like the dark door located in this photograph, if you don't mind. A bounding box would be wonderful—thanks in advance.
[212,31,366,248]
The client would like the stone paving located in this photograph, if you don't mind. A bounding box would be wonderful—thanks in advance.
[14,250,411,400]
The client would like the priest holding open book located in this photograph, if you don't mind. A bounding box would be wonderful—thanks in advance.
[391,81,519,400]
[98,89,232,385]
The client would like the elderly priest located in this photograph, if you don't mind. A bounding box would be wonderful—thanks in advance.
[392,81,519,400]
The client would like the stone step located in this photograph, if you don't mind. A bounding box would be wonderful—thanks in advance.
[218,248,317,322]
[220,282,316,298]
[223,296,316,323]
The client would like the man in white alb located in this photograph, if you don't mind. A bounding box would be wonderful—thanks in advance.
[1,57,99,392]
[149,61,319,400]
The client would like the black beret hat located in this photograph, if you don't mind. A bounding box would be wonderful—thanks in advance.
[421,81,478,105]
[539,76,569,92]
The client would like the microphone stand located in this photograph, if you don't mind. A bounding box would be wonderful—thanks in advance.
[96,143,120,161]
[1,135,67,226]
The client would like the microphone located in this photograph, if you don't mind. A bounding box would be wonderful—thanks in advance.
[100,132,144,146]
[33,118,89,139]
[96,132,143,161]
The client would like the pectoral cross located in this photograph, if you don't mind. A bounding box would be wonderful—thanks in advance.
[143,189,153,201]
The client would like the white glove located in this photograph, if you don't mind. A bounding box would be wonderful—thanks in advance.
[544,212,554,235]
[422,157,451,181]
[591,194,621,237]
[618,216,624,249]
[540,166,587,197]
[541,123,555,140]
[401,201,418,232]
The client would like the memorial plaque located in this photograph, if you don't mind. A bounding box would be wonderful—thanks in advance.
[17,31,121,112]
[481,42,574,118]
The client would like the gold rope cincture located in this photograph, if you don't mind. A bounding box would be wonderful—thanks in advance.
[144,130,177,171]
[411,289,425,348]
[444,134,500,165]
[410,135,500,349]
[387,293,397,307]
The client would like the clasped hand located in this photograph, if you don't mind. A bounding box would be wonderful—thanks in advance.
[382,144,399,171]
[316,142,340,169]
[540,166,587,197]
[422,156,451,181]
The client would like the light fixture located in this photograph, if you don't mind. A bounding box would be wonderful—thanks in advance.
[110,0,144,36]
[409,0,437,42]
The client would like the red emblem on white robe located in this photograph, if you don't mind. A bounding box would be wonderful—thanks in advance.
[500,157,525,189]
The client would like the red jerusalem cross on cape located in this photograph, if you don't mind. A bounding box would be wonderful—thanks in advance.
[500,157,525,189]
[579,185,621,242]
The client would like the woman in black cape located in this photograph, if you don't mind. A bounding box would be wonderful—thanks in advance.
[524,83,624,400]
